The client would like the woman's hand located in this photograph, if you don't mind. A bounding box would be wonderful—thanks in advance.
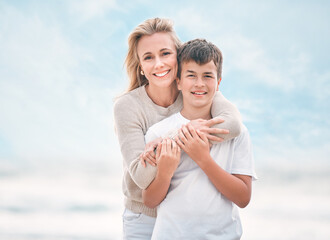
[156,138,181,179]
[189,118,229,143]
[140,137,162,167]
[176,124,210,165]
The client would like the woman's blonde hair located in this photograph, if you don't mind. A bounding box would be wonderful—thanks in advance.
[125,18,181,92]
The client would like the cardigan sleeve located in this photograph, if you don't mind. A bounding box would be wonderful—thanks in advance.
[210,91,242,141]
[113,95,157,190]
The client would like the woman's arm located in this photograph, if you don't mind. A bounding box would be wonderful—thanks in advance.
[113,95,157,190]
[149,92,241,145]
[210,91,242,141]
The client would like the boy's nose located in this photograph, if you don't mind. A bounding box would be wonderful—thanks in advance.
[195,77,205,87]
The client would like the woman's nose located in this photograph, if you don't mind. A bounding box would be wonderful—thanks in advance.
[154,56,164,69]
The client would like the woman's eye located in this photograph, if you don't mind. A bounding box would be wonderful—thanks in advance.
[144,56,152,60]
[163,52,171,56]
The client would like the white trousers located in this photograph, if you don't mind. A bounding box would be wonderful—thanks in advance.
[123,208,156,240]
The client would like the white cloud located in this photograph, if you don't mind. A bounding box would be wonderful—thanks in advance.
[171,3,329,97]
[0,4,122,165]
[254,134,330,169]
[68,0,119,22]
[231,98,265,124]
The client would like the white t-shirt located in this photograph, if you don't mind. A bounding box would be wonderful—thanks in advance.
[145,112,257,240]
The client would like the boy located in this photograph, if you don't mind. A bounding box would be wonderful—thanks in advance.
[143,39,257,239]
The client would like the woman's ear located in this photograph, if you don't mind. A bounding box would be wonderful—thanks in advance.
[176,78,182,90]
[217,78,221,91]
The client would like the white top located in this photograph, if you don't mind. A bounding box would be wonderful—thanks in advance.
[113,85,242,217]
[145,112,257,240]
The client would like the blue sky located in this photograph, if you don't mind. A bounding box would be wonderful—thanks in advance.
[0,0,329,172]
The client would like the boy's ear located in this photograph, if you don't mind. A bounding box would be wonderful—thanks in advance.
[216,78,221,91]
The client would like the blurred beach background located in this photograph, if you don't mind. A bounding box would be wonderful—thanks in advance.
[1,0,329,239]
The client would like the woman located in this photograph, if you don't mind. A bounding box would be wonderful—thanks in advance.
[113,17,242,239]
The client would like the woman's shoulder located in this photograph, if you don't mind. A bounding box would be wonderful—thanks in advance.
[113,86,150,118]
[114,86,144,106]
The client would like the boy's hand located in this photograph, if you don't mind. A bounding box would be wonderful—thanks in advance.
[190,118,229,143]
[156,138,181,179]
[140,137,162,167]
[176,124,210,164]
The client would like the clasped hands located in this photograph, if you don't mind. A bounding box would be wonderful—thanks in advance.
[140,117,229,167]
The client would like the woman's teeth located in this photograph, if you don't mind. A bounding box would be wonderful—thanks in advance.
[154,70,169,77]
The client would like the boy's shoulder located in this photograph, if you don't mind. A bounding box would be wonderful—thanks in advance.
[232,124,251,146]
[149,113,180,134]
[146,112,188,139]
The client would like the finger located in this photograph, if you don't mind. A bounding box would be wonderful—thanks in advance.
[205,117,225,127]
[179,129,188,144]
[182,125,192,140]
[173,141,180,155]
[176,144,181,157]
[145,154,156,166]
[175,136,185,150]
[156,143,162,159]
[162,138,168,153]
[140,153,146,168]
[204,128,229,135]
[177,145,181,154]
[205,134,224,142]
[166,138,172,152]
[187,124,198,138]
[146,151,156,163]
[197,129,208,142]
[171,140,175,153]
[149,149,156,159]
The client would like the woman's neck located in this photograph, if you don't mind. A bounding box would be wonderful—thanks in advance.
[145,82,179,108]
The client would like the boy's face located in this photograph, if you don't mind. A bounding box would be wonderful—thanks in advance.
[177,60,219,111]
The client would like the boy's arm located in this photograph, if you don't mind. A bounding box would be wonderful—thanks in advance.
[210,91,242,141]
[176,125,252,208]
[196,157,252,208]
[142,139,180,208]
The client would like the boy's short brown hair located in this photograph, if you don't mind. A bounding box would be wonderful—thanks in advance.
[177,38,223,80]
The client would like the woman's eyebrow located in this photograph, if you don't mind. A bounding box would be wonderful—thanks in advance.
[142,52,152,57]
[160,48,172,51]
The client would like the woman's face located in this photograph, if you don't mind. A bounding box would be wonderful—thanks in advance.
[137,32,178,89]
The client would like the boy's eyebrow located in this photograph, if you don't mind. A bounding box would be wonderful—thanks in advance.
[186,70,196,74]
[204,72,215,75]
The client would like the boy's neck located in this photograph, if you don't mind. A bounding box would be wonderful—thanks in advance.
[180,105,212,120]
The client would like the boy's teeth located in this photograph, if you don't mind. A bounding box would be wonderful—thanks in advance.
[155,71,169,77]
